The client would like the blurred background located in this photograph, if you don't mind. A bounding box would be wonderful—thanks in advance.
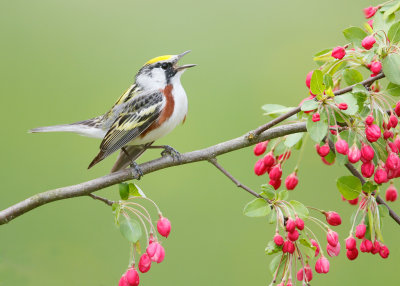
[0,0,399,285]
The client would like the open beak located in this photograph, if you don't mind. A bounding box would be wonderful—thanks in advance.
[175,50,197,71]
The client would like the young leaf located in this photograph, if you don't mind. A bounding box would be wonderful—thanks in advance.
[285,133,304,148]
[269,254,287,276]
[119,217,142,243]
[362,182,377,193]
[310,70,325,95]
[278,190,289,201]
[388,21,400,43]
[382,53,400,85]
[128,183,142,197]
[342,26,367,47]
[343,69,363,85]
[262,104,296,120]
[336,176,362,200]
[268,210,277,224]
[119,183,129,200]
[374,11,395,33]
[386,82,400,96]
[323,74,334,88]
[334,93,358,115]
[300,99,319,111]
[306,112,328,143]
[243,198,271,217]
[383,1,400,19]
[265,241,282,255]
[289,200,309,219]
[378,204,389,218]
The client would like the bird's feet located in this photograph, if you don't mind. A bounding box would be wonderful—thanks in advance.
[130,161,143,180]
[160,145,181,161]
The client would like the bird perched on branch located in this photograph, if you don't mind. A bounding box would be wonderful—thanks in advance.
[30,51,196,174]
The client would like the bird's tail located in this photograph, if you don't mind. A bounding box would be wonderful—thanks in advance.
[29,117,105,139]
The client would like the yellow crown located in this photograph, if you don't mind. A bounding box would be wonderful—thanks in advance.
[144,55,173,66]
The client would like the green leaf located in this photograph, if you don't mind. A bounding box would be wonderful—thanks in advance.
[342,26,367,47]
[323,74,334,88]
[343,69,363,86]
[382,53,400,85]
[269,254,287,276]
[384,1,400,19]
[299,238,316,257]
[128,183,142,197]
[378,204,389,218]
[336,176,362,200]
[285,133,304,148]
[278,190,289,201]
[119,217,142,243]
[310,70,325,95]
[324,151,336,164]
[306,112,328,143]
[267,210,277,224]
[334,93,358,115]
[243,198,271,217]
[374,11,396,33]
[289,200,309,219]
[362,182,377,193]
[119,183,129,200]
[388,21,400,43]
[301,99,318,111]
[262,104,296,120]
[265,241,282,255]
[386,82,400,96]
[261,185,276,200]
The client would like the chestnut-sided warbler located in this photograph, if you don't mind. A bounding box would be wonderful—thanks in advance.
[30,51,196,172]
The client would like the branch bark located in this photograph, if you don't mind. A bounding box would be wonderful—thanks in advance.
[0,122,307,224]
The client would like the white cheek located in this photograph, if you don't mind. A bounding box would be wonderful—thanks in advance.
[136,69,166,90]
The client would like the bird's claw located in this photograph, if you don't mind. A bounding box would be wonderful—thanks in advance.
[130,161,143,180]
[161,145,181,161]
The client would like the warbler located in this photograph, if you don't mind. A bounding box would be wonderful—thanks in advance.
[30,51,196,173]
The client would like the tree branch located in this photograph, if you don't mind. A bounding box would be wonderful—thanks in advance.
[88,193,115,206]
[0,122,307,225]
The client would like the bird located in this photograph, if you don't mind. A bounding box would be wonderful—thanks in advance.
[30,50,196,174]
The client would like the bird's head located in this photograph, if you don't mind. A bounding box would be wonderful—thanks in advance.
[135,50,196,90]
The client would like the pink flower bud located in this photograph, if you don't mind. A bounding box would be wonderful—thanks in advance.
[327,230,339,247]
[369,61,382,74]
[263,151,276,166]
[253,141,268,156]
[361,144,375,161]
[348,144,361,163]
[311,239,320,257]
[119,275,130,286]
[371,241,381,254]
[316,143,330,157]
[305,71,313,88]
[361,161,375,178]
[362,36,376,50]
[274,233,284,246]
[365,124,381,142]
[126,268,140,286]
[379,244,390,258]
[146,242,165,263]
[278,151,291,161]
[345,236,357,250]
[286,218,296,233]
[386,152,400,171]
[325,211,342,226]
[269,178,281,190]
[335,139,349,155]
[157,216,171,238]
[374,166,388,184]
[312,113,320,122]
[365,115,374,125]
[254,159,268,176]
[138,254,152,273]
[395,135,400,150]
[389,115,398,128]
[388,142,398,153]
[346,248,359,260]
[360,239,373,253]
[321,156,335,165]
[269,164,282,180]
[396,101,400,117]
[327,241,341,257]
[383,130,393,140]
[348,197,359,205]
[364,6,378,18]
[296,264,313,282]
[282,240,295,254]
[288,229,299,241]
[385,184,398,202]
[368,19,374,28]
[331,46,346,59]
[337,103,348,110]
[315,256,330,274]
[295,217,305,230]
[355,223,366,239]
[285,172,299,190]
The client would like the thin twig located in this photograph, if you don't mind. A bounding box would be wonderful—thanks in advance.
[88,193,114,206]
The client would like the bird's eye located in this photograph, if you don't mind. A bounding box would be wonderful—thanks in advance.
[161,63,169,70]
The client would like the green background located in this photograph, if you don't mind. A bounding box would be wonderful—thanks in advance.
[0,0,399,285]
